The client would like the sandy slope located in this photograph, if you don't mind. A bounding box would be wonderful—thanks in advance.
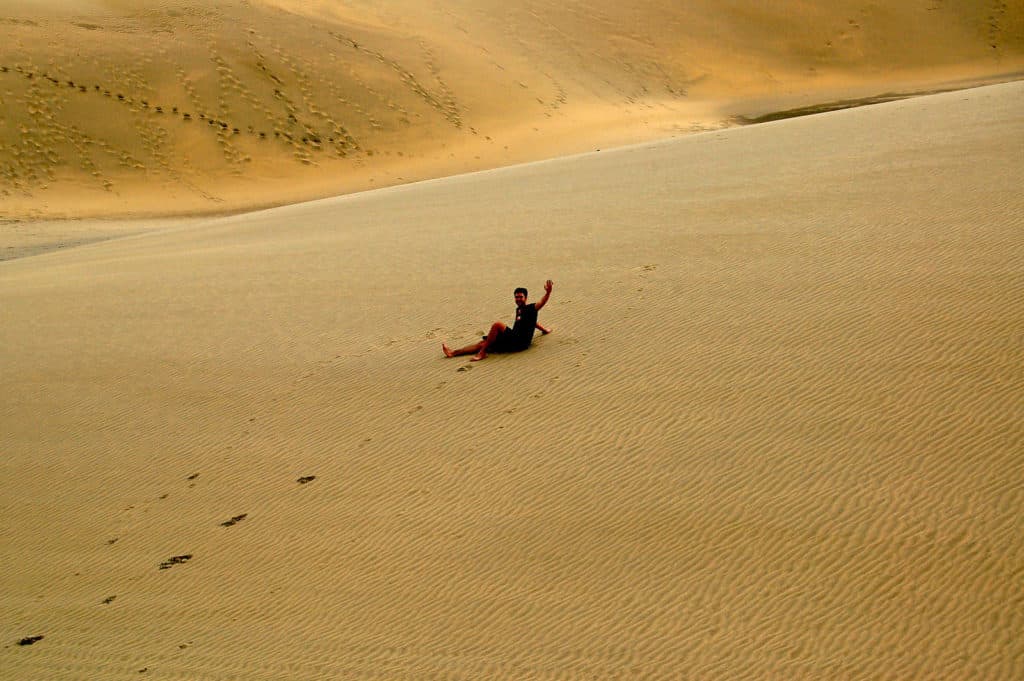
[2,81,1022,680]
[1,0,1022,222]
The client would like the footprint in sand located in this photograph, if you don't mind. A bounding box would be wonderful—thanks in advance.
[158,554,192,570]
[297,476,316,484]
[220,513,247,527]
[17,635,44,646]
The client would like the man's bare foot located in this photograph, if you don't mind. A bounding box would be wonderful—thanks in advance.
[470,351,487,362]
[442,344,454,358]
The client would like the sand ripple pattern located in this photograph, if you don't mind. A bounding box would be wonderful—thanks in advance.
[1,83,1023,679]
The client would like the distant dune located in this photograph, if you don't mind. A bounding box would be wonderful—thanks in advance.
[1,0,1022,220]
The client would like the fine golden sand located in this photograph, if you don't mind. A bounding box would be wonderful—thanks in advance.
[3,79,1023,678]
[3,1,1024,679]
[1,0,1022,223]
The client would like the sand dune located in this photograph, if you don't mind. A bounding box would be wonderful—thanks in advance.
[2,81,1022,679]
[1,0,1022,223]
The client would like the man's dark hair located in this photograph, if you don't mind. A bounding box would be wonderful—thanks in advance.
[514,287,528,297]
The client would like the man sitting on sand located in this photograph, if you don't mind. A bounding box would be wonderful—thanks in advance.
[443,280,553,361]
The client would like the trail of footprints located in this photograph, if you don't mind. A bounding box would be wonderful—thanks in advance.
[0,65,129,195]
[1,9,479,203]
[11,472,318,665]
[987,0,1007,50]
[327,31,462,129]
[247,37,344,165]
[0,61,366,164]
[0,62,333,151]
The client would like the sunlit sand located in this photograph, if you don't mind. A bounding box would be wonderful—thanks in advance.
[2,2,1023,679]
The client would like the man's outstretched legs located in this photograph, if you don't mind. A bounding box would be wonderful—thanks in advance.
[442,321,506,360]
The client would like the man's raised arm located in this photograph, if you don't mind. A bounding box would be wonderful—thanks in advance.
[534,279,553,311]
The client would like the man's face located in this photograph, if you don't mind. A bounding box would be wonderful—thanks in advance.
[514,291,527,307]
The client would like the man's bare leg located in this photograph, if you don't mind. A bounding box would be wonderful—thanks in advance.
[471,321,508,361]
[442,341,482,358]
[442,321,507,359]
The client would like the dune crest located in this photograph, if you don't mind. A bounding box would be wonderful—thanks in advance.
[1,0,1022,220]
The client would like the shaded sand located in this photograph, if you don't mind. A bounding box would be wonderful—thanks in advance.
[0,217,205,262]
[2,82,1022,679]
[1,0,1023,226]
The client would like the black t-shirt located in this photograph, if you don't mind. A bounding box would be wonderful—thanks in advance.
[510,303,538,348]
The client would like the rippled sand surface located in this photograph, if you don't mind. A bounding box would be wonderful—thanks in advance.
[2,81,1022,679]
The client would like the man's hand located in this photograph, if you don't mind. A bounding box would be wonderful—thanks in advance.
[535,279,553,311]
